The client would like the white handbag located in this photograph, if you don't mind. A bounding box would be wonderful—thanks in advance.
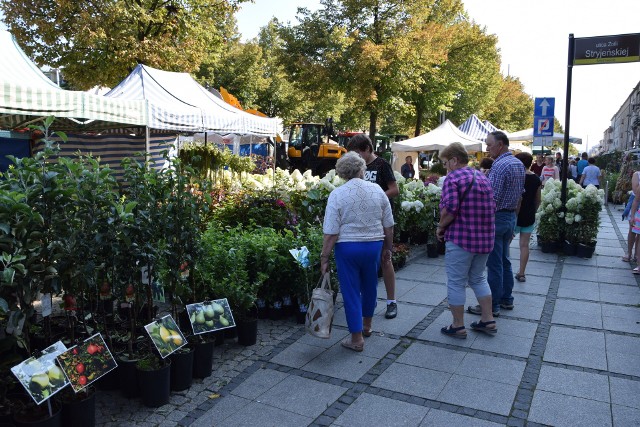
[305,273,334,339]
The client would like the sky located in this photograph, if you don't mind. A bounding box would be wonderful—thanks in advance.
[236,0,640,151]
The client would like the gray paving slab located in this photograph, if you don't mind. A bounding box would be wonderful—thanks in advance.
[552,299,603,328]
[217,401,313,426]
[255,374,347,418]
[544,326,607,370]
[523,260,556,277]
[371,362,451,399]
[456,353,525,386]
[190,394,252,427]
[399,282,447,306]
[437,374,518,416]
[417,311,476,348]
[602,305,640,334]
[357,333,401,358]
[562,265,600,282]
[394,265,446,284]
[365,302,433,336]
[599,269,637,285]
[612,404,640,426]
[418,409,503,427]
[230,368,289,400]
[596,245,626,257]
[469,327,534,358]
[301,340,379,381]
[296,329,346,349]
[332,392,429,427]
[376,277,421,298]
[507,293,545,320]
[610,376,640,410]
[536,365,610,402]
[600,283,640,305]
[557,279,600,301]
[396,342,466,373]
[528,390,612,427]
[269,342,325,368]
[511,273,551,296]
[606,334,640,377]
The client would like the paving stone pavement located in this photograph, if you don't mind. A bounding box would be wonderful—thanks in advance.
[95,204,640,426]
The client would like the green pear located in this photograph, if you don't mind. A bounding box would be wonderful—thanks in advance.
[195,311,206,324]
[211,302,224,315]
[204,305,215,320]
[218,316,229,327]
[47,365,64,385]
[205,320,214,327]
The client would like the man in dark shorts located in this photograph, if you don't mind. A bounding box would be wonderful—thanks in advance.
[348,134,400,319]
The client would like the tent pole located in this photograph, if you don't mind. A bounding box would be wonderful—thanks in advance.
[145,126,150,170]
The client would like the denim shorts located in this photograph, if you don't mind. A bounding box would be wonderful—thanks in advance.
[514,224,535,234]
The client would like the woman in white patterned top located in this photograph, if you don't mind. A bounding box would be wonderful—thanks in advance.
[321,152,394,352]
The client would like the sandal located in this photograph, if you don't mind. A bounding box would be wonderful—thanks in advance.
[341,337,364,352]
[440,325,467,339]
[633,267,640,275]
[515,273,526,282]
[623,256,637,262]
[470,320,497,335]
[362,329,372,337]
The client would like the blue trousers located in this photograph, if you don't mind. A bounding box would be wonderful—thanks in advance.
[335,241,383,333]
[486,211,516,312]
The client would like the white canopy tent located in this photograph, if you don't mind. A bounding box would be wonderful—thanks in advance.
[0,30,147,131]
[507,128,582,145]
[105,64,279,136]
[391,120,485,173]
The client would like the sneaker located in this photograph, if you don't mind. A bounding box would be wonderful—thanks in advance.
[467,304,500,317]
[385,302,397,319]
[500,302,514,310]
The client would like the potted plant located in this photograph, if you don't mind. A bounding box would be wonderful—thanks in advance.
[135,354,171,408]
[572,185,603,258]
[535,180,563,252]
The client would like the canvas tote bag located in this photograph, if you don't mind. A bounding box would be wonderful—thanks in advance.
[305,273,334,338]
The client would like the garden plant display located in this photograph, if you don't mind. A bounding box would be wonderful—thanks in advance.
[144,315,188,358]
[186,299,236,334]
[11,341,69,404]
[56,333,117,392]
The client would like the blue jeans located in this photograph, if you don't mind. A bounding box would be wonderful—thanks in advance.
[334,241,383,333]
[486,211,516,312]
[445,242,491,306]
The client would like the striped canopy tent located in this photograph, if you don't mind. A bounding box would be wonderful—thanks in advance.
[507,128,582,145]
[483,120,503,133]
[105,64,279,136]
[458,114,491,141]
[0,31,147,131]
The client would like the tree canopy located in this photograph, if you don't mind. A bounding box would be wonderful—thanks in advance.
[0,0,246,89]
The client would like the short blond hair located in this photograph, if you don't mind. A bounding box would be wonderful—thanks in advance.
[439,142,469,164]
[335,151,366,180]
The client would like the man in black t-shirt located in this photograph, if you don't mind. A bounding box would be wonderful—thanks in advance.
[348,134,400,319]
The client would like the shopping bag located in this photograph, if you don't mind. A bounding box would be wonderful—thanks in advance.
[305,273,334,339]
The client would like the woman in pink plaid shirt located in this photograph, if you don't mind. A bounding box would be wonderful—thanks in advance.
[436,142,497,338]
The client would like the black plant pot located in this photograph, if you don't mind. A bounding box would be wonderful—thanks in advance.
[224,326,237,339]
[61,387,96,427]
[170,348,194,391]
[437,240,446,255]
[137,359,171,408]
[116,356,140,398]
[426,243,439,258]
[540,240,559,253]
[96,367,119,391]
[563,240,577,256]
[576,242,596,259]
[178,310,191,332]
[296,303,308,324]
[13,400,62,427]
[282,296,295,317]
[398,231,410,243]
[237,317,258,346]
[256,299,269,319]
[411,232,429,245]
[193,341,215,379]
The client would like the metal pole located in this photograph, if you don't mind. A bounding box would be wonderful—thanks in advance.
[145,126,150,170]
[561,34,574,207]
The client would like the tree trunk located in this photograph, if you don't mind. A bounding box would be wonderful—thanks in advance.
[369,110,377,141]
[414,103,423,137]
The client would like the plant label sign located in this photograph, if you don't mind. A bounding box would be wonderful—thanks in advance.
[11,341,69,405]
[186,299,236,335]
[144,315,187,358]
[56,333,118,392]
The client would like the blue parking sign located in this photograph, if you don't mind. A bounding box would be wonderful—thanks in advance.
[533,97,555,137]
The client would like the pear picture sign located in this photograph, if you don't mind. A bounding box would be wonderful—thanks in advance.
[186,299,235,335]
[11,341,69,404]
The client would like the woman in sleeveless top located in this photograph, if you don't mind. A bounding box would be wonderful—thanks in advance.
[540,155,559,186]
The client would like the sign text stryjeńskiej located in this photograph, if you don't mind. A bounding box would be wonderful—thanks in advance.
[574,33,640,65]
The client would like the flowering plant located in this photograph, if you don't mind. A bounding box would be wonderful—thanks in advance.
[395,176,441,241]
[535,178,603,244]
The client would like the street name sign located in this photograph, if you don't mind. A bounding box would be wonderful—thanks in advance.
[574,33,640,65]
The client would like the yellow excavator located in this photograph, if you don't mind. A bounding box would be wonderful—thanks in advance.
[287,119,346,176]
